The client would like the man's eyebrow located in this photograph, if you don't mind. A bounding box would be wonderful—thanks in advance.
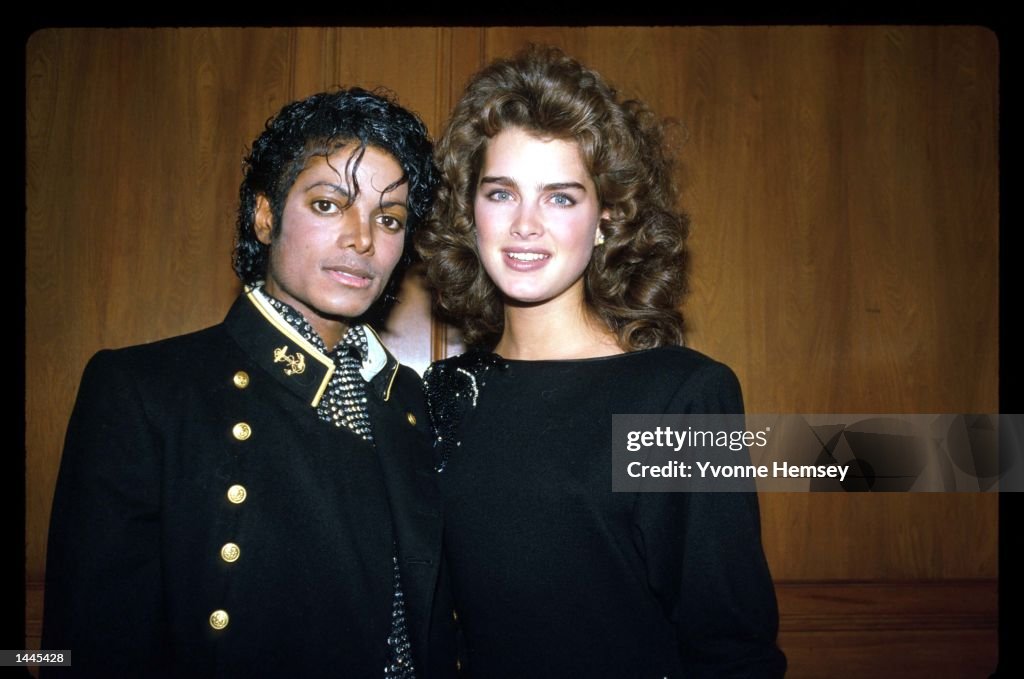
[303,180,408,210]
[303,181,350,194]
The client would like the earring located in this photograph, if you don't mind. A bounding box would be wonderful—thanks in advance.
[595,230,606,246]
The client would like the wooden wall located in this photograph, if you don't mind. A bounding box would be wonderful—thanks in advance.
[25,27,999,677]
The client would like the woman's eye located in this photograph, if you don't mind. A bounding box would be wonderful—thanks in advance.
[488,190,513,202]
[378,214,405,231]
[312,200,339,214]
[550,193,576,207]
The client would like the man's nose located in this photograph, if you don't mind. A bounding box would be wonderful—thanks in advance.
[337,209,374,254]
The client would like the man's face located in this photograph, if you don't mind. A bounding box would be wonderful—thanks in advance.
[255,144,408,347]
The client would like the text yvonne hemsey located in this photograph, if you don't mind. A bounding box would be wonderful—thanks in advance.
[625,460,850,482]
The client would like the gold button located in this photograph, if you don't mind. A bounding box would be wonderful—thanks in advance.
[209,609,229,630]
[232,371,250,389]
[220,542,240,563]
[227,485,247,504]
[452,609,458,622]
[232,422,252,441]
[406,412,417,426]
[456,659,462,672]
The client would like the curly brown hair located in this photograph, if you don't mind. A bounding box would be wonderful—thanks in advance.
[417,45,689,350]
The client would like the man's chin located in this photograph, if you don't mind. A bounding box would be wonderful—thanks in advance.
[315,293,385,324]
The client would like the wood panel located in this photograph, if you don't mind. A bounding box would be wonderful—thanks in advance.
[430,27,486,360]
[780,629,997,678]
[26,28,251,587]
[476,25,999,581]
[24,579,999,676]
[776,580,998,677]
[777,580,997,632]
[25,25,1000,663]
[24,25,454,597]
[477,26,998,409]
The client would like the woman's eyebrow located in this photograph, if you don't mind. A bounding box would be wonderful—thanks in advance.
[479,176,587,193]
[542,181,587,192]
[479,175,516,188]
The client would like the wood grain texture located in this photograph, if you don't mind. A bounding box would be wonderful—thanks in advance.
[778,629,997,678]
[776,580,997,632]
[471,26,998,410]
[429,27,483,361]
[775,580,998,677]
[25,26,999,653]
[26,28,249,583]
[462,26,999,581]
[24,26,451,584]
[24,580,999,677]
[324,27,448,374]
[759,492,997,580]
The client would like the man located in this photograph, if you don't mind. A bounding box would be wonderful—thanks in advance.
[42,89,455,677]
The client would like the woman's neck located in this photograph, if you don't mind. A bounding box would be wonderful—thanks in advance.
[495,297,624,361]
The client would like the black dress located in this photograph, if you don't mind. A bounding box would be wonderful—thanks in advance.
[425,346,786,679]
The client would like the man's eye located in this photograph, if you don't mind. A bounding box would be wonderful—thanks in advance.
[312,200,339,214]
[378,215,405,231]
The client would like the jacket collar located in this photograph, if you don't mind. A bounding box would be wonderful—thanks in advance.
[223,289,401,407]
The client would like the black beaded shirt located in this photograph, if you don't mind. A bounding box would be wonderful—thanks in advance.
[255,284,415,679]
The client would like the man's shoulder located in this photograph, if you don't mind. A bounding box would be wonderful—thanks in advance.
[88,322,229,368]
[79,321,236,394]
[387,362,428,413]
[392,362,423,388]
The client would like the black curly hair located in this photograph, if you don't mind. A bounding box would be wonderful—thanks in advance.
[233,87,438,326]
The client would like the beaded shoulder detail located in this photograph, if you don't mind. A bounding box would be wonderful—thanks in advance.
[423,351,507,472]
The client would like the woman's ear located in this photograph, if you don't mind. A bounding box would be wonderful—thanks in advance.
[254,195,274,245]
[595,209,612,246]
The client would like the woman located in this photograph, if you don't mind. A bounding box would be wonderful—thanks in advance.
[418,46,786,678]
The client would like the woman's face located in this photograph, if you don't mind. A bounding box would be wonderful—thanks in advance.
[473,127,606,308]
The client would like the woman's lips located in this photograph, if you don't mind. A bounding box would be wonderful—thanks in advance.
[503,249,551,272]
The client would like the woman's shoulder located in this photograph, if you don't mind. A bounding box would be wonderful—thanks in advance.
[580,346,743,415]
[423,350,506,389]
[423,351,507,425]
[637,346,744,413]
[423,346,737,387]
[605,345,739,385]
[627,345,730,371]
[423,351,509,472]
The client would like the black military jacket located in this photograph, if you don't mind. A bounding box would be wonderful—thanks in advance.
[42,291,456,677]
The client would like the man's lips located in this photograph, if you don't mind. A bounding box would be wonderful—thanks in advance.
[324,264,374,289]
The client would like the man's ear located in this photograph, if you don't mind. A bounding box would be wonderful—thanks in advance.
[254,195,274,245]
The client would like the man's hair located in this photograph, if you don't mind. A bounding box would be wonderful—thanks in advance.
[417,45,689,350]
[234,87,438,325]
